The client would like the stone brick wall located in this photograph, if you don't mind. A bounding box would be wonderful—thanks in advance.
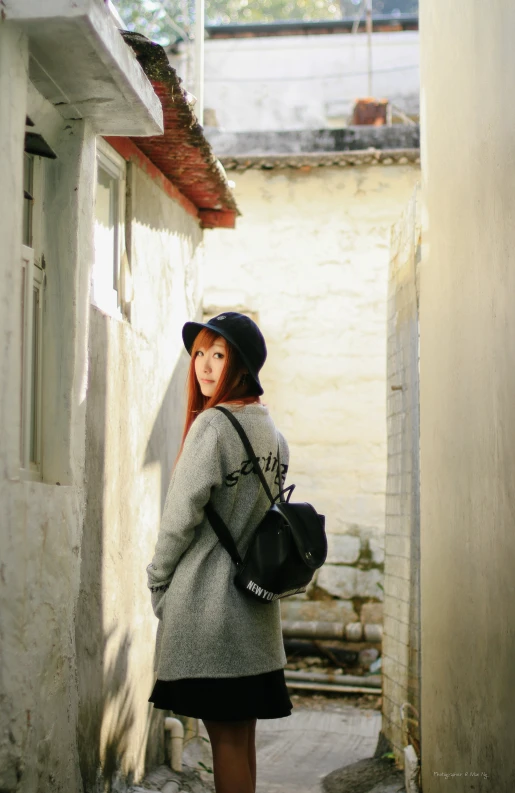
[382,185,421,765]
[202,163,420,626]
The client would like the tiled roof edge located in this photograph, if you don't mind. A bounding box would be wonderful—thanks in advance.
[219,148,421,171]
[122,31,239,225]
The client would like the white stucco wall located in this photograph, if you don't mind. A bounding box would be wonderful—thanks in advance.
[195,31,419,130]
[420,2,515,789]
[77,158,203,791]
[383,187,421,765]
[0,23,90,793]
[202,163,420,605]
[0,16,204,793]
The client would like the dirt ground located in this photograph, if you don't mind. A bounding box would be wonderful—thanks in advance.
[289,690,383,712]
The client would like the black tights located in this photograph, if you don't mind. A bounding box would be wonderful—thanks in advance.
[203,719,257,793]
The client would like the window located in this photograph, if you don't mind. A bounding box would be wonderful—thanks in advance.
[20,153,44,478]
[92,140,129,319]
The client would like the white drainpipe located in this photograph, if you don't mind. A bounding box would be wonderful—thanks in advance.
[164,717,184,772]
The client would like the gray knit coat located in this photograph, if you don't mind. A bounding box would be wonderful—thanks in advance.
[147,402,289,681]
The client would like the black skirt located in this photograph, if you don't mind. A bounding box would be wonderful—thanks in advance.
[149,668,293,722]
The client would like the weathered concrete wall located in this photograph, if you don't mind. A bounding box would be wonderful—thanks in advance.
[202,163,420,619]
[76,160,203,791]
[382,186,421,767]
[0,23,204,792]
[419,2,515,791]
[0,25,89,793]
[196,30,419,131]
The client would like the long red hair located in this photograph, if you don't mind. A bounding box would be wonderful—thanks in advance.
[179,327,260,454]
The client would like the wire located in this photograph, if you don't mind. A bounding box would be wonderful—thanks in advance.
[204,63,418,82]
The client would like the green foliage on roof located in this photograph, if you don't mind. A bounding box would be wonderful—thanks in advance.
[114,0,418,45]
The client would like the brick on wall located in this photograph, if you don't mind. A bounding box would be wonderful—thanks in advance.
[382,184,421,768]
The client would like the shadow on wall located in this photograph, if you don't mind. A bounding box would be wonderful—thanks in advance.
[141,349,192,776]
[75,311,114,791]
[75,314,153,791]
[75,311,192,790]
[74,163,203,788]
[74,312,144,793]
[99,635,165,786]
[145,348,190,514]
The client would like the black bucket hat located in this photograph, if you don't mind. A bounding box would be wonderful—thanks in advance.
[182,312,267,396]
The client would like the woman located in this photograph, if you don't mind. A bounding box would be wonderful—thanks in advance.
[147,312,292,793]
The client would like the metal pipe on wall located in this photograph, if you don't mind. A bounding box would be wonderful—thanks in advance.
[286,669,382,688]
[282,619,383,643]
[194,0,205,124]
[286,681,382,695]
[365,0,373,96]
[164,717,184,772]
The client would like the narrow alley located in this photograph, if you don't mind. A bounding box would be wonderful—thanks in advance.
[255,696,382,793]
[3,1,515,792]
[134,694,391,793]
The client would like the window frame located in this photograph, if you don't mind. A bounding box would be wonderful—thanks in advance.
[20,149,45,479]
[20,146,46,480]
[93,139,127,320]
[20,245,44,480]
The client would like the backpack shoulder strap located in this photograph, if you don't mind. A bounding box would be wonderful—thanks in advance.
[204,502,242,567]
[215,405,276,506]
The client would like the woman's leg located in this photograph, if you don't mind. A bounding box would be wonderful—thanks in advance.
[203,719,255,793]
[247,718,257,792]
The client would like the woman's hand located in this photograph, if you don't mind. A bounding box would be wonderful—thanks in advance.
[150,584,169,619]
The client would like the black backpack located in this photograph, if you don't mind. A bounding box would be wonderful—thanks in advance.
[204,406,327,604]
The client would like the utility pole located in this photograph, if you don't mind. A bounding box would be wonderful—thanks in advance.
[194,0,205,125]
[365,0,373,96]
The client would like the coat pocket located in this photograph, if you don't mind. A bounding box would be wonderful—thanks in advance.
[150,585,169,620]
